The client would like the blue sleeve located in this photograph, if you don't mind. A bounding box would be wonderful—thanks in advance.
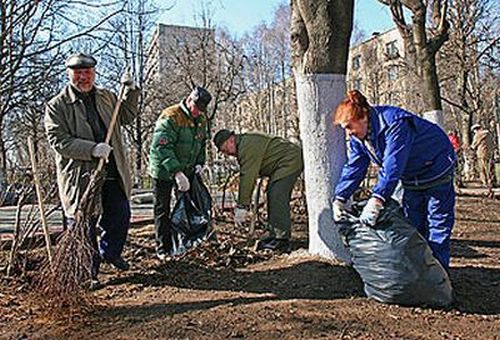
[334,138,370,201]
[372,119,414,201]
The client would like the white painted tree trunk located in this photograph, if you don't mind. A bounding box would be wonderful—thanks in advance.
[422,109,444,128]
[295,73,351,263]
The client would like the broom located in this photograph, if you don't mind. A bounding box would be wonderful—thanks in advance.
[39,81,127,309]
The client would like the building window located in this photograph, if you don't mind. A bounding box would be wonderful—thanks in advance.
[387,65,398,81]
[385,40,399,59]
[175,36,186,47]
[352,55,361,70]
[353,78,362,90]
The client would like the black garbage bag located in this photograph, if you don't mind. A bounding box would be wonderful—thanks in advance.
[170,174,213,255]
[338,199,453,307]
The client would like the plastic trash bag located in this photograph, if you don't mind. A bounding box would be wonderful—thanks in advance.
[337,199,453,307]
[170,174,213,255]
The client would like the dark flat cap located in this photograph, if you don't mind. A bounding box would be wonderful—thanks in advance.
[213,129,234,149]
[188,86,212,111]
[65,53,97,69]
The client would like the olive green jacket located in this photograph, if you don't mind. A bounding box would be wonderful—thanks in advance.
[148,101,208,181]
[236,133,303,206]
[44,84,140,217]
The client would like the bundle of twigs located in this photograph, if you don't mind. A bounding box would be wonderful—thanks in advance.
[38,83,126,310]
[38,171,104,309]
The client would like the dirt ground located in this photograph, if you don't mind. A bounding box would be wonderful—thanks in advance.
[1,194,499,339]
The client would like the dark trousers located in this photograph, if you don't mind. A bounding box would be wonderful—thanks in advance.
[65,179,130,278]
[99,179,131,260]
[153,178,174,254]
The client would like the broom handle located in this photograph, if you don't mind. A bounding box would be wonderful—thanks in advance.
[28,137,54,265]
[96,83,126,173]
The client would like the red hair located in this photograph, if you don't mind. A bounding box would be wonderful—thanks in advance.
[334,90,371,125]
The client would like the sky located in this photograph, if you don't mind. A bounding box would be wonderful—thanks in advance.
[158,0,395,39]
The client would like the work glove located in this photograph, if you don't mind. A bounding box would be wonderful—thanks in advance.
[120,66,136,90]
[194,164,204,175]
[234,206,249,224]
[332,199,348,222]
[91,142,112,160]
[360,197,384,226]
[174,171,190,192]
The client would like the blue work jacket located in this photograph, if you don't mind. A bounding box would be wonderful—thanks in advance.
[335,106,456,202]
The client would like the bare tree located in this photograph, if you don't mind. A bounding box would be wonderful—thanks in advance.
[0,0,124,178]
[230,4,299,140]
[439,0,499,146]
[291,0,353,262]
[379,0,449,126]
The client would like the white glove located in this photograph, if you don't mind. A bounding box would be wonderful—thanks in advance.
[120,66,136,89]
[234,207,249,224]
[360,197,384,226]
[332,199,347,222]
[174,172,190,192]
[91,143,112,160]
[194,164,204,175]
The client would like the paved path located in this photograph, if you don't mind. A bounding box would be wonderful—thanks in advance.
[0,191,236,241]
[0,204,154,241]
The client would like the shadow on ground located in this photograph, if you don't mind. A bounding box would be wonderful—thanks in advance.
[450,266,500,315]
[107,260,364,301]
[104,256,500,317]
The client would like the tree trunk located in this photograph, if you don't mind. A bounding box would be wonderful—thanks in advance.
[0,123,6,175]
[421,54,444,127]
[382,0,449,127]
[291,0,353,262]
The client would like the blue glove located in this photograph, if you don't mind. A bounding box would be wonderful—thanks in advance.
[360,197,384,226]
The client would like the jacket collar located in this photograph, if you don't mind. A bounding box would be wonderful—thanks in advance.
[369,106,387,141]
[64,84,99,104]
[180,99,193,120]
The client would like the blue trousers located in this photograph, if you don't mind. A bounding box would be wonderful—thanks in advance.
[66,179,130,277]
[402,180,455,269]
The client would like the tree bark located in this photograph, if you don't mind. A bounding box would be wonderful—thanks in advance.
[381,0,449,126]
[291,0,353,262]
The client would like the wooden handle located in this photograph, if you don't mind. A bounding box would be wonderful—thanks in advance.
[28,137,53,265]
[96,84,126,173]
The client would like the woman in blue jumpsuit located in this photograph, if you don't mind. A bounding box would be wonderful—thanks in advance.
[332,90,456,269]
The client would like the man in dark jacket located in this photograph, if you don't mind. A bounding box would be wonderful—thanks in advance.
[213,130,303,252]
[148,87,212,260]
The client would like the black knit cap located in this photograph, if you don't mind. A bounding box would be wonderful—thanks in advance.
[65,53,97,69]
[213,129,234,150]
[188,86,212,111]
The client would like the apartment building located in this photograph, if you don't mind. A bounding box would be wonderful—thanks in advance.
[347,28,408,106]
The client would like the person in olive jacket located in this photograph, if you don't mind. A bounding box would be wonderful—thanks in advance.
[148,87,212,259]
[213,130,303,252]
[45,53,140,288]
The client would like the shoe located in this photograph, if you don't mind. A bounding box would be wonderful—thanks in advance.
[156,252,167,261]
[104,256,130,271]
[88,278,103,291]
[256,238,291,252]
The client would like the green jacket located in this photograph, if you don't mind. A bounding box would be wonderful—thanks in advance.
[45,84,140,217]
[149,101,208,181]
[236,133,303,206]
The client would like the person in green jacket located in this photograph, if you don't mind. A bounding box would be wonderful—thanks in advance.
[149,87,212,260]
[213,130,303,252]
